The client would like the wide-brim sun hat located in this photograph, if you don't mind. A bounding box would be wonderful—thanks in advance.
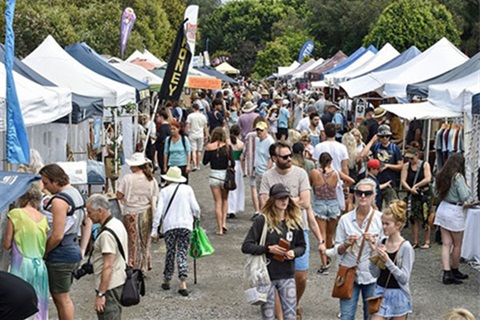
[126,152,151,167]
[161,166,187,183]
[242,101,256,113]
[373,107,387,119]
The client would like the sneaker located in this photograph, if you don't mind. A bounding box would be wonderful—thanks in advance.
[192,166,197,172]
[325,257,332,269]
[317,266,329,275]
[227,213,236,219]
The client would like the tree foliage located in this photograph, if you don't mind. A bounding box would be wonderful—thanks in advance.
[363,0,462,52]
[253,40,291,78]
[187,0,222,23]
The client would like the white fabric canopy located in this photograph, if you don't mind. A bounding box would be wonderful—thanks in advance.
[291,58,325,79]
[0,67,71,130]
[24,35,136,106]
[142,49,166,66]
[278,61,300,76]
[216,62,240,75]
[311,80,328,88]
[126,49,165,67]
[341,38,468,100]
[325,51,376,86]
[333,43,399,84]
[108,58,163,85]
[380,102,462,120]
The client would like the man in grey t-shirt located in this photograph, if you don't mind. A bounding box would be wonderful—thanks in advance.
[259,142,325,317]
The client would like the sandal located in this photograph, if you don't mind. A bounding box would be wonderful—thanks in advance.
[178,289,189,297]
[222,227,228,234]
[161,282,171,290]
[420,243,431,249]
[215,231,223,236]
[412,243,419,249]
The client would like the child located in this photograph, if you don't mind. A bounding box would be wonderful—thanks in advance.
[369,200,415,320]
[267,106,279,137]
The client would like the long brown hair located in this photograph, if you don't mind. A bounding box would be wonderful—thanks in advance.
[436,153,465,201]
[139,163,154,181]
[261,196,303,234]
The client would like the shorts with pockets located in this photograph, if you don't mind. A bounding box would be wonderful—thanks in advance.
[46,261,79,294]
[313,199,341,220]
[189,136,204,152]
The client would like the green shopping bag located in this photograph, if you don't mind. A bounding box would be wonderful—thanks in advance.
[189,220,215,259]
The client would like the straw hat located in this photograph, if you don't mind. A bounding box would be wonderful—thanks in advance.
[126,153,151,167]
[242,101,256,113]
[373,107,387,119]
[161,166,187,183]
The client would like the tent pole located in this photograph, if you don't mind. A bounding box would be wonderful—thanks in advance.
[425,119,432,164]
[133,104,139,154]
[114,108,118,177]
[143,99,160,155]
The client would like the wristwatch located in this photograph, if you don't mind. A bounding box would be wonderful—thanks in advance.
[96,290,105,298]
[319,240,325,244]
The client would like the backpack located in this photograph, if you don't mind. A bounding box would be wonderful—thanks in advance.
[46,191,86,217]
[166,135,187,156]
[372,142,397,159]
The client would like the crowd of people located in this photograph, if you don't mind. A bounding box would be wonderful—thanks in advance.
[1,81,477,320]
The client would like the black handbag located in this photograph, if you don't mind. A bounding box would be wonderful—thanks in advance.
[224,167,237,191]
[103,228,145,307]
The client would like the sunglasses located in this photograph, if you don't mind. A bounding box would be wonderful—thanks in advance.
[378,135,390,139]
[277,153,292,160]
[354,190,374,197]
[255,128,264,132]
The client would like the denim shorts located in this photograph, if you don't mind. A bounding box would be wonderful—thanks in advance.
[372,285,412,317]
[295,230,309,271]
[209,169,226,188]
[313,199,341,220]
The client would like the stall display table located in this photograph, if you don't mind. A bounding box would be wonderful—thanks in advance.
[461,207,480,262]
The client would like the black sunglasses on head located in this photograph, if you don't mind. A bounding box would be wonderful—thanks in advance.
[277,153,292,160]
[354,190,374,197]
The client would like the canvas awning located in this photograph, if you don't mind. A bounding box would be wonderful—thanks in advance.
[215,62,240,75]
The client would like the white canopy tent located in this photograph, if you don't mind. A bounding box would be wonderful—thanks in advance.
[324,50,376,86]
[142,49,166,66]
[108,57,163,86]
[0,68,71,130]
[215,62,240,75]
[332,43,399,85]
[290,58,325,80]
[341,38,468,100]
[126,49,165,68]
[277,61,300,77]
[24,35,136,106]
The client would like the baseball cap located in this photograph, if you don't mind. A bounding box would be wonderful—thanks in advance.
[282,99,290,106]
[269,183,291,199]
[255,121,268,131]
[367,159,381,170]
[378,124,392,136]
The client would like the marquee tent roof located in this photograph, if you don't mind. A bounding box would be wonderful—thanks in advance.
[0,43,103,124]
[407,52,480,98]
[277,61,300,77]
[108,58,163,91]
[0,66,72,129]
[194,66,239,84]
[66,42,150,102]
[325,50,377,86]
[215,62,240,75]
[307,51,348,81]
[323,45,377,78]
[291,58,325,79]
[381,70,480,120]
[330,43,400,85]
[353,46,421,78]
[126,50,165,67]
[24,35,136,106]
[340,38,468,100]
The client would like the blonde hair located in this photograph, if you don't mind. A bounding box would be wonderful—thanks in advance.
[17,182,43,208]
[261,196,303,234]
[342,132,358,169]
[383,200,407,226]
[443,308,476,320]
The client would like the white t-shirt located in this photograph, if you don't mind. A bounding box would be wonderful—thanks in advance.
[313,140,348,171]
[296,117,324,133]
[186,112,207,139]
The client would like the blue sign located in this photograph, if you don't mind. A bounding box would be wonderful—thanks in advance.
[0,172,40,212]
[298,41,314,62]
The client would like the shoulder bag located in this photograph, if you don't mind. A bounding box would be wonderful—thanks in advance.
[367,240,406,315]
[224,146,237,191]
[157,184,181,239]
[103,227,145,307]
[244,215,271,305]
[332,211,375,299]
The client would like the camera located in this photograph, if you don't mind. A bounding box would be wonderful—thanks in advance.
[72,262,94,280]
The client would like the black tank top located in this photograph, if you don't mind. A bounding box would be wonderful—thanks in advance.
[406,161,424,187]
[377,251,401,289]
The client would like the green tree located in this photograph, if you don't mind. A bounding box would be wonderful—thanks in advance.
[187,0,222,23]
[363,0,462,52]
[306,0,391,57]
[253,40,291,78]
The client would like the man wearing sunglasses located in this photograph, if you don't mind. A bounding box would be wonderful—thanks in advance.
[259,142,325,319]
[362,124,403,209]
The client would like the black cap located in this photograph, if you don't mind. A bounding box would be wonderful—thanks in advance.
[292,142,304,154]
[269,183,291,199]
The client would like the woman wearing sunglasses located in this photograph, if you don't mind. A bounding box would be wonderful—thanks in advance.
[335,178,384,320]
[242,183,306,320]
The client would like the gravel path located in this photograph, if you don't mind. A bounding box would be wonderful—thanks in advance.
[50,166,480,319]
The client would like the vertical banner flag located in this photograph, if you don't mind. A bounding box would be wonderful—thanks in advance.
[158,11,196,102]
[120,7,136,58]
[184,5,199,57]
[5,0,30,164]
[298,40,314,62]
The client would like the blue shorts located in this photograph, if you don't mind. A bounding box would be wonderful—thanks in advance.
[295,230,309,271]
[313,199,341,220]
[373,285,412,317]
